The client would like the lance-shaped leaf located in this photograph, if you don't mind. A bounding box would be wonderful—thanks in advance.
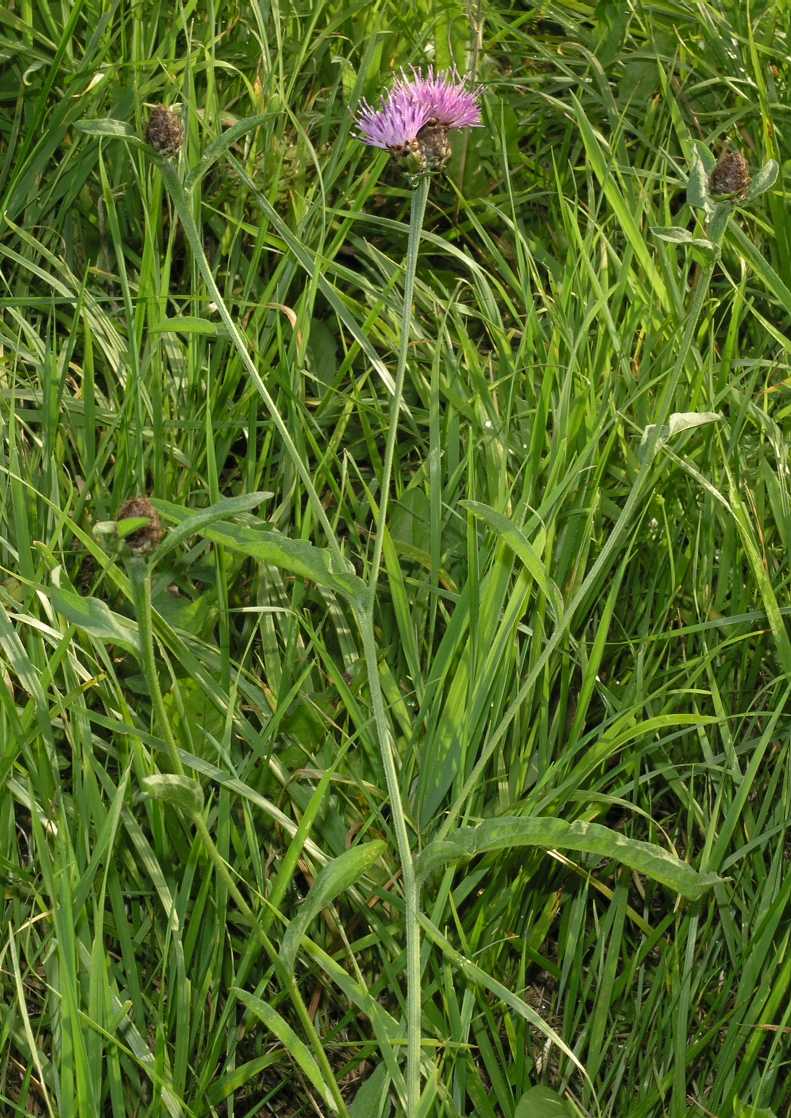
[416,816,720,900]
[140,775,203,817]
[280,840,386,969]
[515,1086,574,1117]
[50,587,140,655]
[746,159,778,202]
[153,497,366,605]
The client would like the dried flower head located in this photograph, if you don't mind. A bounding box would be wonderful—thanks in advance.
[117,497,163,554]
[356,67,482,173]
[709,150,750,197]
[146,106,184,155]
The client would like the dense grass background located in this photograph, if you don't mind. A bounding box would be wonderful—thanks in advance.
[1,1,790,1115]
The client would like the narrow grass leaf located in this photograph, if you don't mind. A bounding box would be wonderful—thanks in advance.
[184,114,271,188]
[419,913,593,1091]
[571,95,669,311]
[461,500,563,617]
[233,988,339,1112]
[349,1062,391,1118]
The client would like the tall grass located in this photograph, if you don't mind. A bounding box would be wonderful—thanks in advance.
[1,2,789,1116]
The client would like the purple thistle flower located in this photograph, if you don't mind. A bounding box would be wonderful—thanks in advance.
[394,66,483,130]
[356,87,432,151]
[356,67,482,176]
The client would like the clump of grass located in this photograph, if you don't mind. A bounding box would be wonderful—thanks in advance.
[1,2,789,1117]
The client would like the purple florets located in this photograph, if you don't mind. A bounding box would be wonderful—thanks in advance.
[394,67,483,130]
[356,87,432,151]
[356,67,482,167]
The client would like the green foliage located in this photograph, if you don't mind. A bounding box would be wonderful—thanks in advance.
[417,815,721,900]
[1,0,790,1116]
[516,1086,575,1117]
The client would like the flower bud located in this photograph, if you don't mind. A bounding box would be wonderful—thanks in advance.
[117,497,163,554]
[709,151,750,197]
[146,106,184,155]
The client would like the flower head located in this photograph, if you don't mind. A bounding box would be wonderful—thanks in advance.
[117,497,164,554]
[394,67,483,130]
[356,87,432,152]
[709,150,751,198]
[355,67,482,173]
[146,106,184,155]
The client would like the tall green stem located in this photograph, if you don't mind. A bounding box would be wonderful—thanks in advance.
[128,556,184,778]
[655,256,716,427]
[368,177,430,599]
[362,176,430,1116]
[160,150,430,1113]
[656,202,734,426]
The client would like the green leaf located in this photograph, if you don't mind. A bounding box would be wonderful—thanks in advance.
[140,775,203,817]
[232,989,338,1112]
[49,587,140,655]
[461,500,563,618]
[75,117,140,139]
[652,226,693,243]
[693,141,717,174]
[153,497,363,601]
[687,155,711,210]
[150,316,224,337]
[640,410,721,451]
[151,493,272,562]
[652,227,715,252]
[515,1086,573,1117]
[205,1054,281,1107]
[417,817,721,900]
[667,411,721,437]
[746,159,779,201]
[280,841,386,969]
[733,1098,777,1118]
[708,201,733,245]
[116,515,154,541]
[349,1062,391,1118]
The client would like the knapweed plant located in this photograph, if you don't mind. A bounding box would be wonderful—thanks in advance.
[353,65,483,1114]
[7,6,789,1116]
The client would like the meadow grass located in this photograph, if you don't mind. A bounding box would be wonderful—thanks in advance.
[1,1,790,1115]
